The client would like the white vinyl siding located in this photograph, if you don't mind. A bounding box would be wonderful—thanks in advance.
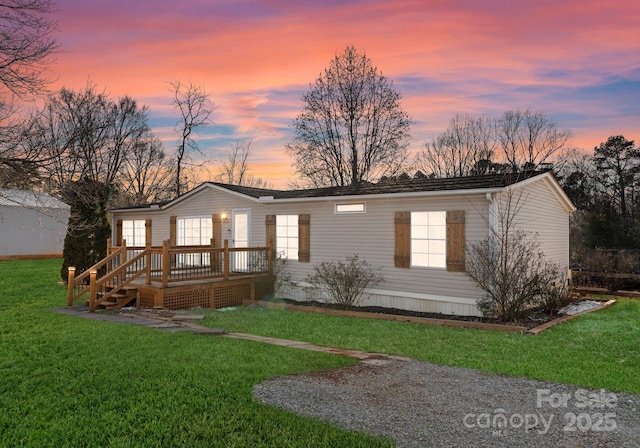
[122,219,146,247]
[262,195,488,304]
[497,179,571,271]
[276,215,298,260]
[411,211,446,268]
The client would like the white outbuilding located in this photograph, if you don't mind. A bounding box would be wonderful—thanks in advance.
[0,189,70,259]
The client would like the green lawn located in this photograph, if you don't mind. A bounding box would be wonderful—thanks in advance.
[3,260,639,447]
[0,259,392,447]
[198,299,640,395]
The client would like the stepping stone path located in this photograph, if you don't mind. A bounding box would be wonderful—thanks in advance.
[51,306,410,363]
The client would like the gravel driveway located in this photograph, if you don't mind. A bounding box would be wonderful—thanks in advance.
[253,359,640,448]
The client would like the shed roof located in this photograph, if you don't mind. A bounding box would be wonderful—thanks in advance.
[0,189,70,209]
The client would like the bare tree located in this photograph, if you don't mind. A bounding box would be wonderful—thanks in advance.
[286,46,411,187]
[0,0,60,188]
[30,84,150,192]
[466,188,567,322]
[116,133,174,206]
[215,140,272,188]
[418,109,572,178]
[496,108,572,171]
[0,103,43,187]
[0,0,59,98]
[169,80,214,196]
[417,114,497,177]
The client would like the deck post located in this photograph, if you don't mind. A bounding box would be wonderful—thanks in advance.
[66,267,76,306]
[267,247,273,274]
[209,238,215,273]
[223,239,229,280]
[145,246,151,285]
[89,269,97,312]
[121,239,127,264]
[162,240,170,287]
[105,238,112,275]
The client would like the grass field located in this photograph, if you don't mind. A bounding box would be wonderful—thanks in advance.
[0,259,392,447]
[2,259,639,447]
[197,298,640,395]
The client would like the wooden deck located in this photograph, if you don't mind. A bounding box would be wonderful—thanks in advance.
[131,274,274,310]
[66,239,274,311]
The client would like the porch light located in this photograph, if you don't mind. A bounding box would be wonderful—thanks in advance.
[221,212,229,223]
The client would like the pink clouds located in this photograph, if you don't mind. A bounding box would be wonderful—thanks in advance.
[50,0,640,187]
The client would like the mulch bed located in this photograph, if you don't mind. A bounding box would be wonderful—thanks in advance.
[245,297,616,334]
[281,299,555,330]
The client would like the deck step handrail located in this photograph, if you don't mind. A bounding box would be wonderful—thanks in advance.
[72,246,124,287]
[89,250,148,311]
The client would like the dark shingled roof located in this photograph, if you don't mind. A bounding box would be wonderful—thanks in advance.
[207,170,550,200]
[111,170,552,211]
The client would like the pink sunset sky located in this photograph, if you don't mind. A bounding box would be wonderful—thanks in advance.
[51,0,639,187]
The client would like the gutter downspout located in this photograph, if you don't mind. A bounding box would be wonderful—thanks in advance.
[486,192,497,238]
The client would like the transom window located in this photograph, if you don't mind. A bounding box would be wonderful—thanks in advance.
[122,220,146,247]
[276,215,298,260]
[411,211,446,268]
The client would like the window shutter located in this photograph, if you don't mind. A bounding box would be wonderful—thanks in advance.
[265,215,276,259]
[298,214,310,262]
[169,216,177,247]
[212,214,222,247]
[394,212,411,268]
[145,219,152,247]
[446,210,465,272]
[116,219,123,246]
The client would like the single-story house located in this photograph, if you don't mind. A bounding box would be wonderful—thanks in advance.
[0,189,70,260]
[109,170,575,316]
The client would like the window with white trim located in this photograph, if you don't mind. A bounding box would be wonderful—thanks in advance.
[122,220,146,247]
[177,217,212,246]
[276,215,298,260]
[177,217,212,265]
[411,211,446,268]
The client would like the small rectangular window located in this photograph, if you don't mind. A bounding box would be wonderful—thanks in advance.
[335,203,366,214]
[411,211,446,268]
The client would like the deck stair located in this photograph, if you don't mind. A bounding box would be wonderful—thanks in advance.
[86,286,138,310]
[68,241,148,312]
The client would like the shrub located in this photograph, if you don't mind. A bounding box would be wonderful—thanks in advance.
[271,251,291,300]
[467,230,567,322]
[306,255,383,307]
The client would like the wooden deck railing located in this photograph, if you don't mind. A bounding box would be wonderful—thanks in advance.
[67,239,272,311]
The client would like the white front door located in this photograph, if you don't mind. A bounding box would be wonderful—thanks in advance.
[232,209,250,270]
